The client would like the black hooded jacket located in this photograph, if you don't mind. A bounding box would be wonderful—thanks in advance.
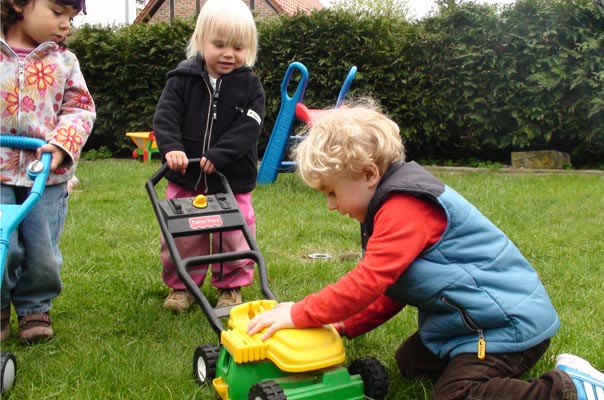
[153,55,265,193]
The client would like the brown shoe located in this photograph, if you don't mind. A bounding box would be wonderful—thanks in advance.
[19,312,53,344]
[1,307,10,341]
[163,290,195,313]
[216,288,242,308]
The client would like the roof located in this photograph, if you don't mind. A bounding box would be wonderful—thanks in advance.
[134,0,324,24]
[270,0,325,15]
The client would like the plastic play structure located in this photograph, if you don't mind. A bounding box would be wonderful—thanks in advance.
[126,131,160,162]
[257,62,357,184]
[0,136,52,394]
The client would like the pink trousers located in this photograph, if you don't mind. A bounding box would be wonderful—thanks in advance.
[160,181,255,290]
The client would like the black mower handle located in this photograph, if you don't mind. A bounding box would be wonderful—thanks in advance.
[146,158,205,187]
[146,158,232,197]
[144,159,277,335]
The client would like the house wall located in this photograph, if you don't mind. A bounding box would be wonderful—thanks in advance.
[148,0,280,23]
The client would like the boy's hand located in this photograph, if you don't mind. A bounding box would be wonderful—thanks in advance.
[165,150,188,174]
[37,144,66,172]
[247,302,295,341]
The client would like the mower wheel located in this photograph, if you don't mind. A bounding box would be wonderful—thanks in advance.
[0,351,17,394]
[248,380,286,400]
[192,344,220,386]
[348,356,389,400]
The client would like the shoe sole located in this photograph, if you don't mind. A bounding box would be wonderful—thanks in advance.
[557,355,604,400]
[20,327,53,344]
[163,305,191,313]
[558,365,604,400]
[163,301,195,313]
[216,300,242,308]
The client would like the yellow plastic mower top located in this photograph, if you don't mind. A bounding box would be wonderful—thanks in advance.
[221,300,346,373]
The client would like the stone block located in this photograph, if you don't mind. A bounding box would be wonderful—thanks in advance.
[511,150,571,169]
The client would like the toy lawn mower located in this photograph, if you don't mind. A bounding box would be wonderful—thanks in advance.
[0,136,52,394]
[195,299,389,400]
[145,162,389,399]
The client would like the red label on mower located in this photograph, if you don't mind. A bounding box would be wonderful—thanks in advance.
[189,215,223,229]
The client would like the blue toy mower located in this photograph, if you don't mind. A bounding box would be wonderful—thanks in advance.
[0,135,52,394]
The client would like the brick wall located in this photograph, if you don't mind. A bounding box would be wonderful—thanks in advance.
[251,1,281,19]
[148,0,280,23]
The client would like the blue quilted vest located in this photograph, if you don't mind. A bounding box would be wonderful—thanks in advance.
[362,161,560,359]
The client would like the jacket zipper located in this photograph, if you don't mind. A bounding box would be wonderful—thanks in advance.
[196,77,218,191]
[204,79,220,192]
[440,296,487,360]
[16,47,32,185]
[211,80,220,121]
[18,60,24,130]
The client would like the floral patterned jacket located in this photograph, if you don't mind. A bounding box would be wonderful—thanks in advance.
[0,39,96,187]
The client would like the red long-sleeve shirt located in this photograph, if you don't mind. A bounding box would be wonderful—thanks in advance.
[291,193,447,338]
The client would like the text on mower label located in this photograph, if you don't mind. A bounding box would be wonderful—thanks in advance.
[189,215,223,229]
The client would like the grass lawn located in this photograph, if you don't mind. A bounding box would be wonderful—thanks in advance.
[2,159,603,399]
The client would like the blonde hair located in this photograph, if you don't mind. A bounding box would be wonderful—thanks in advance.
[293,99,406,190]
[186,0,258,66]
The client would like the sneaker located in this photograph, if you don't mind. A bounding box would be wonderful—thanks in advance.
[1,307,10,341]
[163,290,195,313]
[18,312,53,344]
[556,353,604,400]
[216,288,242,308]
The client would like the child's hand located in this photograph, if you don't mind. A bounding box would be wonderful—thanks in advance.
[37,144,66,172]
[165,151,188,174]
[247,302,295,341]
[200,156,216,174]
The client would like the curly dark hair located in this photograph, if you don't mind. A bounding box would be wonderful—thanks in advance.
[1,0,86,47]
[1,0,30,34]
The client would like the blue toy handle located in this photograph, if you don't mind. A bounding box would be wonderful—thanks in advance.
[257,62,309,184]
[281,62,309,103]
[336,66,357,108]
[0,135,47,150]
[0,136,51,195]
